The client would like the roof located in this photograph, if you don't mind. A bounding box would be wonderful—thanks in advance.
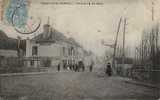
[0,38,17,50]
[0,30,26,51]
[0,30,17,50]
[33,28,67,42]
[33,24,81,47]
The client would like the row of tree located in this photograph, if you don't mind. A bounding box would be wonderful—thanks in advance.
[135,23,160,82]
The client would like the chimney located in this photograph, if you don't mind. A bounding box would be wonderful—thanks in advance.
[43,17,51,39]
[43,24,50,38]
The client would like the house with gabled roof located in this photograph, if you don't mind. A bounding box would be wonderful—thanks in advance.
[24,23,85,68]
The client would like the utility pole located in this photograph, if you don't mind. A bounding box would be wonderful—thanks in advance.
[122,18,126,66]
[112,17,122,74]
[101,17,122,75]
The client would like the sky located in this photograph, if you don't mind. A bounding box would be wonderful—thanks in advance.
[1,0,160,57]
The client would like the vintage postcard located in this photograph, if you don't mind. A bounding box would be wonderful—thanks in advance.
[0,0,159,100]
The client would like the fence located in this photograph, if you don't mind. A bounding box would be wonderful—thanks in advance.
[0,57,24,74]
[0,57,49,74]
[115,64,160,83]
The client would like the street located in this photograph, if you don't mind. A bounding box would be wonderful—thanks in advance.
[0,70,159,100]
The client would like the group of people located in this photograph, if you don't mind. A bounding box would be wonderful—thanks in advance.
[57,61,94,72]
[57,61,85,72]
[57,61,112,76]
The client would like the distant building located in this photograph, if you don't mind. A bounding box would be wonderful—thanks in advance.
[0,30,18,57]
[0,30,26,68]
[24,23,85,68]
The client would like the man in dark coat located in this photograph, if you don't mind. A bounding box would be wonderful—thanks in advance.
[89,61,94,72]
[57,63,60,72]
[106,63,112,76]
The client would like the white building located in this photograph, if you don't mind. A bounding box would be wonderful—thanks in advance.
[25,23,85,68]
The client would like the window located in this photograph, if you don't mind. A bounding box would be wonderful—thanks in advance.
[32,46,38,56]
[63,47,65,56]
[30,60,34,66]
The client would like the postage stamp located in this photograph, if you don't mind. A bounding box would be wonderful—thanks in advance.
[4,0,28,27]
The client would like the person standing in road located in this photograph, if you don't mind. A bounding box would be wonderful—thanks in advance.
[106,63,112,76]
[57,63,60,72]
[89,61,94,72]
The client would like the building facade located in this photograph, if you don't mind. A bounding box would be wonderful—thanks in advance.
[25,23,85,68]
